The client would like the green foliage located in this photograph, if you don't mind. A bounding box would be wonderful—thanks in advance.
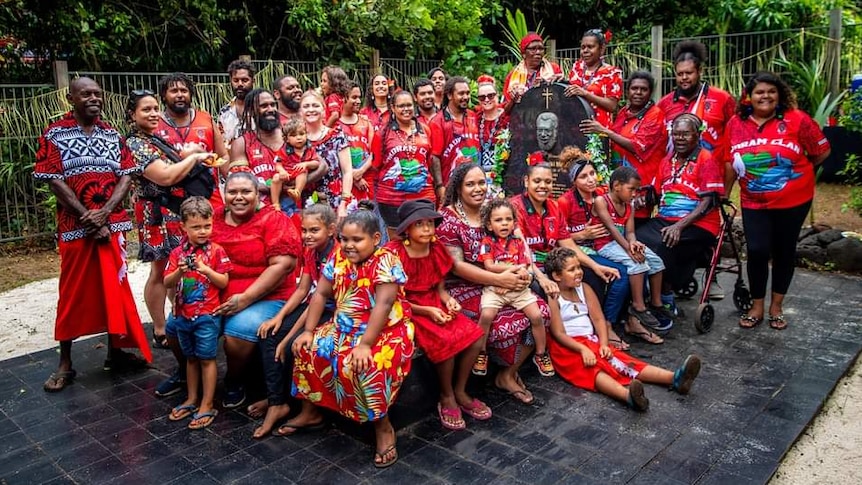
[501,8,543,59]
[773,50,834,114]
[838,153,862,184]
[839,91,862,134]
[842,186,862,216]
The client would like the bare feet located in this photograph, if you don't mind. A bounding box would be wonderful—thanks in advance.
[625,316,664,344]
[253,403,291,439]
[247,399,268,419]
[494,370,534,404]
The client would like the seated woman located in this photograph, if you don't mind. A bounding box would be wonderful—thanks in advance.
[636,114,724,300]
[545,247,701,411]
[284,205,413,469]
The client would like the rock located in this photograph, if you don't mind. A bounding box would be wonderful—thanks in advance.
[799,234,821,247]
[798,226,818,241]
[827,237,862,272]
[817,229,845,246]
[812,223,832,233]
[797,244,828,265]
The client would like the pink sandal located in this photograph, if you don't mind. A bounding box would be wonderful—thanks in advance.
[438,403,466,430]
[460,398,492,421]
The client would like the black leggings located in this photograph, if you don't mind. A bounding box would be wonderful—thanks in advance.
[742,201,811,300]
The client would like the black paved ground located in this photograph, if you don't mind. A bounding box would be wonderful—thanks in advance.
[1,269,861,484]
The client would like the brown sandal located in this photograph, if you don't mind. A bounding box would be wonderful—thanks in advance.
[43,369,76,392]
[768,314,787,330]
[739,314,763,329]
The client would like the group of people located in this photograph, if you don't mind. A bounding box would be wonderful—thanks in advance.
[34,29,830,468]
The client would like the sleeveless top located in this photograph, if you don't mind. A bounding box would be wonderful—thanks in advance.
[592,193,630,251]
[155,110,217,152]
[559,285,593,337]
[243,132,286,203]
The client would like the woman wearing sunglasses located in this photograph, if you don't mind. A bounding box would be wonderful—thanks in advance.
[476,75,514,197]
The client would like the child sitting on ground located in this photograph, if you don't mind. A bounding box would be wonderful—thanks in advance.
[164,196,232,430]
[271,118,321,216]
[544,247,701,411]
[592,166,673,343]
[477,198,553,377]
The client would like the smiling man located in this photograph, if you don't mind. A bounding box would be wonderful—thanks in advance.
[273,75,303,125]
[218,59,257,149]
[430,76,480,199]
[229,89,287,205]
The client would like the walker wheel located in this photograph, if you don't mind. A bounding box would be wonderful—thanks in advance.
[695,303,714,333]
[676,277,699,299]
[733,286,752,312]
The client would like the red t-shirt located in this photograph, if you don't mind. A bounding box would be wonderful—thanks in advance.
[33,113,137,242]
[592,193,631,251]
[478,234,530,266]
[568,60,623,128]
[211,205,302,301]
[166,240,233,318]
[658,84,735,164]
[359,106,391,132]
[557,190,596,249]
[510,193,570,269]
[338,116,376,200]
[611,103,667,218]
[726,109,830,210]
[324,94,345,124]
[655,148,725,236]
[243,132,287,204]
[371,121,436,205]
[430,108,481,185]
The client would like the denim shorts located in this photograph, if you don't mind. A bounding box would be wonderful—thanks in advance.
[222,299,286,343]
[170,314,220,360]
[597,240,665,276]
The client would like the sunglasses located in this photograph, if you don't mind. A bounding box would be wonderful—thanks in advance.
[131,89,155,97]
[477,93,497,102]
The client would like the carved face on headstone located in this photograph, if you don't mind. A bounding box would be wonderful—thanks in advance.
[536,112,558,152]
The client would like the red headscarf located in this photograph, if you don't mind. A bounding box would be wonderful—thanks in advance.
[520,33,543,54]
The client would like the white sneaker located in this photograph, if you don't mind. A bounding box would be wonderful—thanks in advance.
[707,278,725,300]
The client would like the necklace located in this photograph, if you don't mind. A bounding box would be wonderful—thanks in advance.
[394,122,417,145]
[454,199,480,226]
[671,153,693,183]
[307,126,327,142]
[479,113,501,171]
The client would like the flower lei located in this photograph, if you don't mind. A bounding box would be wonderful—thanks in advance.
[486,128,510,198]
[585,133,612,184]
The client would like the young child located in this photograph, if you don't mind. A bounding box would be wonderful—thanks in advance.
[339,81,376,202]
[321,65,350,128]
[164,196,232,430]
[544,247,701,411]
[477,198,553,377]
[284,204,414,468]
[592,166,674,341]
[385,199,489,430]
[271,118,321,216]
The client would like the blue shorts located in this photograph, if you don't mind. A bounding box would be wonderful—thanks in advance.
[280,197,300,217]
[170,314,220,360]
[223,299,286,343]
[598,241,665,276]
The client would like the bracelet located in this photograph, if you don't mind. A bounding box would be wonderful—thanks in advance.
[341,193,354,201]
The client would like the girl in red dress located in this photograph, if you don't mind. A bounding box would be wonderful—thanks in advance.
[545,247,701,411]
[321,65,349,128]
[339,81,376,201]
[385,199,489,430]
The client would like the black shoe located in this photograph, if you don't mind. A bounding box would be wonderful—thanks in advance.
[155,370,187,397]
[223,386,246,409]
[104,350,149,372]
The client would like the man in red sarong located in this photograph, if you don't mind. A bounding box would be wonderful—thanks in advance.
[34,77,152,392]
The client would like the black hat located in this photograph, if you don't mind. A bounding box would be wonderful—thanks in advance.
[395,199,443,235]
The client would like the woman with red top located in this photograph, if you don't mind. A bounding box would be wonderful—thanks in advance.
[476,75,512,197]
[339,81,376,201]
[726,72,830,330]
[301,90,353,218]
[321,65,349,128]
[371,90,436,239]
[503,33,563,104]
[361,74,392,131]
[580,71,667,222]
[565,29,623,128]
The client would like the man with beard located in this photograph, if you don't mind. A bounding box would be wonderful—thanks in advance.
[273,75,302,125]
[413,79,437,125]
[157,73,227,162]
[218,59,256,149]
[430,76,480,199]
[229,89,287,205]
[35,77,151,392]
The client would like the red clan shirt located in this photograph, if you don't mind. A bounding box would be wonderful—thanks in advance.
[430,108,481,185]
[339,116,376,199]
[655,148,725,236]
[510,194,570,269]
[166,240,233,318]
[478,234,530,266]
[371,121,436,205]
[658,84,735,163]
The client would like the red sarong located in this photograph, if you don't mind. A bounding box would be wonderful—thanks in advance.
[55,233,152,362]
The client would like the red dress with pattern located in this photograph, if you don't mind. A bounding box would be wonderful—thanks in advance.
[386,241,483,363]
[292,247,415,423]
[436,208,549,366]
[568,60,623,128]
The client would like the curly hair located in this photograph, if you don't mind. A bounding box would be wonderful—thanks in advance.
[322,65,350,97]
[158,72,196,102]
[227,59,256,77]
[559,146,594,186]
[442,76,469,106]
[545,247,579,279]
[480,198,517,233]
[672,41,709,69]
[627,70,655,93]
[282,116,306,137]
[738,71,797,119]
[443,163,485,207]
[609,166,640,189]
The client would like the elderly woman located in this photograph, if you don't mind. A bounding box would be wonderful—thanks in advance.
[436,164,541,403]
[502,32,563,104]
[725,72,830,330]
[125,90,212,352]
[565,29,623,128]
[636,114,724,302]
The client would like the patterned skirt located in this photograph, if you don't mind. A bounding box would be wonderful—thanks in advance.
[134,199,182,262]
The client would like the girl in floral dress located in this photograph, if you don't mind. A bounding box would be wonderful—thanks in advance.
[385,199,488,430]
[285,205,413,469]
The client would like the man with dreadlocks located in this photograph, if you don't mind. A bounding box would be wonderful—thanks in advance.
[218,59,256,150]
[228,88,288,206]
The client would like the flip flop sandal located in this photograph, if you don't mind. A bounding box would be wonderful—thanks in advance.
[496,385,534,405]
[608,337,630,351]
[152,330,170,350]
[438,403,466,430]
[188,410,218,430]
[459,398,492,421]
[768,314,787,330]
[373,444,398,469]
[43,369,76,393]
[272,420,326,437]
[739,314,763,329]
[626,329,664,345]
[169,404,198,421]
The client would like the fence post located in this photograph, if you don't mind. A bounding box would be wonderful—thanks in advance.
[827,8,843,95]
[650,25,663,102]
[53,61,69,90]
[547,39,557,64]
[371,49,381,75]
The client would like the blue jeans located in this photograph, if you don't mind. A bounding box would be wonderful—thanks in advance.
[170,314,220,360]
[591,255,629,324]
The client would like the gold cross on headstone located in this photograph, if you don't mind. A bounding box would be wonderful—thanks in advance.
[542,88,553,109]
